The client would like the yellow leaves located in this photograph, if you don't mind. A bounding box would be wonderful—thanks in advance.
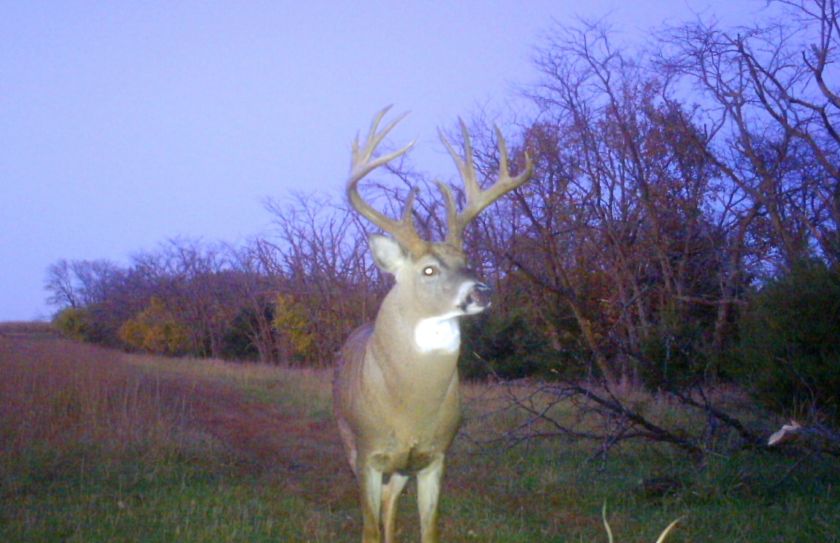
[272,293,316,361]
[118,297,189,355]
[53,307,93,341]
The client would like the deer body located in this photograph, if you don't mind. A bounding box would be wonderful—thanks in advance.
[333,107,532,543]
[334,306,462,474]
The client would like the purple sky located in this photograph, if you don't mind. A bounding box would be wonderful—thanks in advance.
[1,1,770,321]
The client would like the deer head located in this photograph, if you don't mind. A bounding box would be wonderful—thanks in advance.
[347,106,533,341]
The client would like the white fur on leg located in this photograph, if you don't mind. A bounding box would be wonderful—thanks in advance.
[417,457,444,543]
[382,473,410,543]
[361,465,383,541]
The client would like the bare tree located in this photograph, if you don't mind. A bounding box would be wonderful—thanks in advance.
[45,259,80,309]
[263,193,386,364]
[227,241,281,363]
[461,21,734,384]
[656,1,839,268]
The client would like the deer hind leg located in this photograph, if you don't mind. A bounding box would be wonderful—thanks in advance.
[336,418,359,477]
[359,464,383,542]
[381,472,409,543]
[417,456,444,543]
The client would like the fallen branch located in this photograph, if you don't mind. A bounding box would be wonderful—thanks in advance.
[767,420,840,457]
[478,378,773,462]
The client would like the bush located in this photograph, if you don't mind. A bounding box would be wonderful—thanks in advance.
[221,308,262,361]
[118,297,190,355]
[639,314,711,390]
[272,294,316,363]
[460,310,569,380]
[738,261,840,424]
[52,307,95,342]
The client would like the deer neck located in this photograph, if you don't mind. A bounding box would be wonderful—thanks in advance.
[369,290,461,391]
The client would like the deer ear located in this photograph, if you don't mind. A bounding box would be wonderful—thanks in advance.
[369,235,407,274]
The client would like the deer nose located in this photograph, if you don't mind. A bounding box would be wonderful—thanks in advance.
[467,282,492,308]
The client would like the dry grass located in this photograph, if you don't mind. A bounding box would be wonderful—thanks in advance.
[0,327,329,456]
[123,352,333,416]
[0,321,58,338]
[0,335,195,456]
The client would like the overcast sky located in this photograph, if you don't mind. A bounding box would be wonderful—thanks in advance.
[1,1,772,321]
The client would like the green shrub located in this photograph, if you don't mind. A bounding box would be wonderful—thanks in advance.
[738,261,840,424]
[639,315,711,390]
[221,307,263,360]
[460,310,570,380]
[52,307,94,341]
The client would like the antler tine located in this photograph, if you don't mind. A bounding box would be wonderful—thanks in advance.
[347,107,426,255]
[438,120,482,202]
[440,119,534,248]
[436,181,458,238]
[350,106,415,183]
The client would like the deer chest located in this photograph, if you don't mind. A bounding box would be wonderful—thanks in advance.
[369,404,461,473]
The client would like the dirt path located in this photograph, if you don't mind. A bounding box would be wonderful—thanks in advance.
[148,363,357,506]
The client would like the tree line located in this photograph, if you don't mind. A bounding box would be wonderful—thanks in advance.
[48,2,839,426]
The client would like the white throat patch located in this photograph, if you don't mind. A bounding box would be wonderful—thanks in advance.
[414,314,461,353]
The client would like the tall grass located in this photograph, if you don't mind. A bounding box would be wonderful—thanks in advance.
[0,336,193,456]
[0,335,237,542]
[123,352,333,417]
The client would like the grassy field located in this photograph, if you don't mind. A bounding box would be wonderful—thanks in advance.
[1,323,838,542]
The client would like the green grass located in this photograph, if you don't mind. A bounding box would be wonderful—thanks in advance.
[3,446,313,542]
[1,328,838,542]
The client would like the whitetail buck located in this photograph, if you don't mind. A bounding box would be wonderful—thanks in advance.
[333,107,533,543]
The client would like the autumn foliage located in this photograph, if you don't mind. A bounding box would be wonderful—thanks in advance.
[118,297,190,355]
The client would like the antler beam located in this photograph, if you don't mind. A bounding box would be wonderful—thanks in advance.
[346,106,427,256]
[439,120,534,248]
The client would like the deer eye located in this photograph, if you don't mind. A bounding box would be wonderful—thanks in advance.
[422,265,439,277]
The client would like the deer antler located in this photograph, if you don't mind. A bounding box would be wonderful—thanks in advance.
[439,119,534,249]
[347,106,427,256]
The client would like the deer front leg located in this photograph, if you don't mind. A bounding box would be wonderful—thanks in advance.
[382,472,409,543]
[359,464,383,542]
[417,455,445,543]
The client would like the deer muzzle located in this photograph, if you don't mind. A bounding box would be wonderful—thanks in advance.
[463,282,492,313]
